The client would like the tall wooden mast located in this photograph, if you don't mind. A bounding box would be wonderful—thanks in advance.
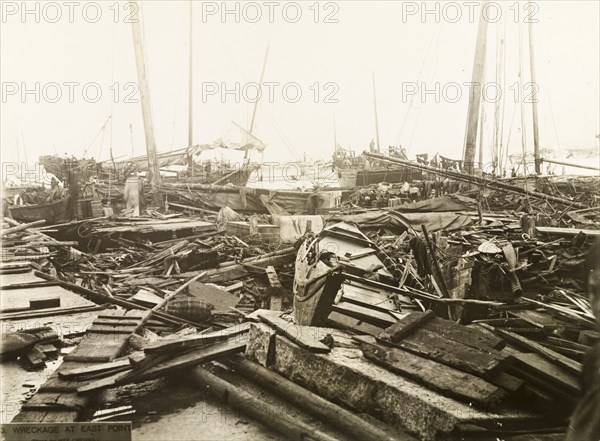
[463,1,489,174]
[130,1,161,194]
[243,44,270,162]
[249,44,270,136]
[528,17,541,174]
[188,0,194,148]
[372,73,381,153]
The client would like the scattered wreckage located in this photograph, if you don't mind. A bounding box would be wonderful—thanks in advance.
[1,167,599,440]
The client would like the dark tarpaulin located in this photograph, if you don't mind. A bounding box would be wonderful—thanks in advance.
[398,194,476,212]
[329,210,471,233]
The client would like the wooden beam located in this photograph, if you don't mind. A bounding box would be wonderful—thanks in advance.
[189,365,341,441]
[229,356,401,441]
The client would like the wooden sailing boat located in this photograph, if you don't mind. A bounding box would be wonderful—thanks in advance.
[103,1,262,187]
[332,74,423,187]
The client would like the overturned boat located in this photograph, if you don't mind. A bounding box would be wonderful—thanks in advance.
[293,222,417,328]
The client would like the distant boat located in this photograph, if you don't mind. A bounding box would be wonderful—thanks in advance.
[333,145,422,187]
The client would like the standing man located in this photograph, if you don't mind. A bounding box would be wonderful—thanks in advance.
[123,172,141,217]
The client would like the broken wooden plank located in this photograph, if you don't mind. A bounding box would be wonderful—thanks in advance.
[78,336,248,392]
[37,344,58,358]
[26,346,47,368]
[387,328,505,378]
[1,219,46,237]
[380,311,436,343]
[332,301,398,328]
[508,352,578,403]
[478,323,582,376]
[188,281,241,313]
[258,313,331,353]
[357,336,506,409]
[33,271,206,328]
[128,336,248,382]
[0,281,59,290]
[327,311,384,336]
[29,297,61,309]
[487,372,524,392]
[425,317,506,351]
[59,357,133,380]
[421,224,450,297]
[340,281,398,312]
[535,226,600,237]
[143,323,251,354]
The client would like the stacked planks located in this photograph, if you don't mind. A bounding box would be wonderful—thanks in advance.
[354,310,581,416]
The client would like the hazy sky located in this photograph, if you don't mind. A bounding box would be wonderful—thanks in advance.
[1,0,598,168]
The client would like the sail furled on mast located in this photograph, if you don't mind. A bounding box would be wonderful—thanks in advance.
[98,122,266,172]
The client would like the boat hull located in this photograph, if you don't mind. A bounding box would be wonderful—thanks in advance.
[337,167,423,187]
[293,222,406,326]
[9,197,71,224]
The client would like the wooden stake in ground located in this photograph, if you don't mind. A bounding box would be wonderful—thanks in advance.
[421,225,450,297]
[265,266,284,311]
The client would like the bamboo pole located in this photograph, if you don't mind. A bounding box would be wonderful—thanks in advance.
[1,220,46,237]
[32,271,207,328]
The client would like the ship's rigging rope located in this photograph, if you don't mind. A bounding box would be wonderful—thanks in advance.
[535,35,563,160]
[81,115,111,159]
[263,105,300,162]
[394,26,442,150]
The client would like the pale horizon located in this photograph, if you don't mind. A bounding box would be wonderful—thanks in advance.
[1,1,599,171]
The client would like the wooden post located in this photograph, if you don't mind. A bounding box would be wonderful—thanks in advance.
[421,225,450,297]
[265,266,284,311]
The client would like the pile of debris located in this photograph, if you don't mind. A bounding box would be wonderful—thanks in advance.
[1,171,599,440]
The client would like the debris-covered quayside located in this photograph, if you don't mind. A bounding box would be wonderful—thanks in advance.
[1,165,599,441]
